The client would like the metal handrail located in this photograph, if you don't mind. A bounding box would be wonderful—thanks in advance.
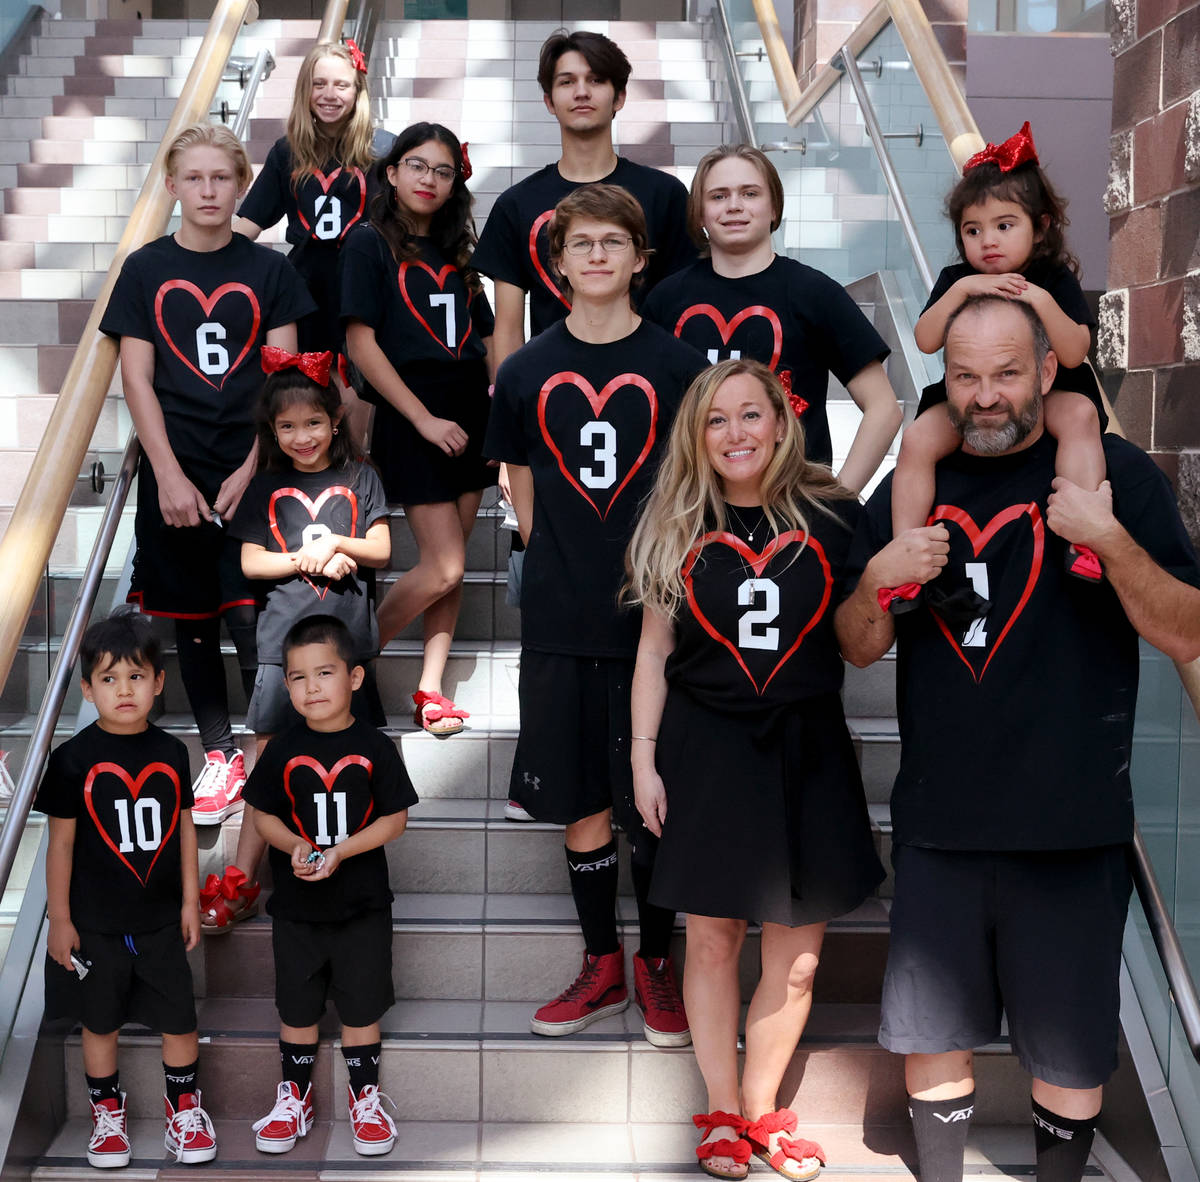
[230,47,275,140]
[711,0,754,144]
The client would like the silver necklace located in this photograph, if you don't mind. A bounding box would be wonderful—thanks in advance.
[726,503,763,543]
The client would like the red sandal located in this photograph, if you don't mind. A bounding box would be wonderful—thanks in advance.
[693,1111,750,1180]
[745,1110,825,1181]
[412,690,469,738]
[199,865,261,934]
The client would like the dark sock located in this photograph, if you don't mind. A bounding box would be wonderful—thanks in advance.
[631,858,676,960]
[86,1071,120,1105]
[163,1059,198,1107]
[341,1041,381,1095]
[175,618,234,754]
[225,603,259,703]
[279,1040,318,1094]
[908,1091,975,1182]
[566,840,619,957]
[1033,1099,1097,1182]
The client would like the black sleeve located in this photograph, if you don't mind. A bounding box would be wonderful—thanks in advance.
[227,475,270,546]
[357,464,390,530]
[640,282,668,329]
[839,477,893,600]
[238,138,290,231]
[33,744,77,819]
[483,354,529,464]
[471,193,527,289]
[799,269,890,385]
[368,730,419,814]
[339,228,388,329]
[921,265,964,315]
[172,735,196,810]
[1042,266,1095,328]
[263,246,317,330]
[241,737,285,816]
[469,285,496,339]
[99,251,152,342]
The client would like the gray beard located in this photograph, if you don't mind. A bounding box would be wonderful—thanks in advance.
[949,389,1042,454]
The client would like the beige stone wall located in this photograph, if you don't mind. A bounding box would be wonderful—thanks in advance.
[1102,0,1199,522]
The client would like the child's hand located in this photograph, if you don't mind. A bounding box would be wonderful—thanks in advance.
[418,415,468,457]
[294,534,340,573]
[955,272,1028,300]
[48,918,80,971]
[305,845,341,881]
[321,553,358,581]
[158,470,213,528]
[180,903,201,951]
[291,841,319,876]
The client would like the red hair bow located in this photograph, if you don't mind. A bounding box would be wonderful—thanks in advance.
[780,369,808,419]
[344,37,367,73]
[460,141,473,182]
[964,120,1038,173]
[261,346,333,386]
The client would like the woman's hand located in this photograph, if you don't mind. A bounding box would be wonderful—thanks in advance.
[634,767,668,838]
[418,415,468,457]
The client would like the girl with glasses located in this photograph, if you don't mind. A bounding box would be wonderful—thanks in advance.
[340,122,496,737]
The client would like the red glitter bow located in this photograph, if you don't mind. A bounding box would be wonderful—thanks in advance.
[344,37,367,73]
[779,369,808,419]
[261,346,333,385]
[964,120,1038,173]
[460,141,473,182]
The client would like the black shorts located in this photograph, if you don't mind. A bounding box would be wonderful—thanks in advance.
[879,844,1132,1089]
[509,651,641,839]
[272,909,394,1028]
[44,923,197,1036]
[129,457,255,619]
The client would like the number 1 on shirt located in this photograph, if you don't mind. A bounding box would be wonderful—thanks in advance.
[963,561,989,648]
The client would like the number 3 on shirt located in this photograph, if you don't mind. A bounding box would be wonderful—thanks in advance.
[737,577,780,651]
[579,421,617,489]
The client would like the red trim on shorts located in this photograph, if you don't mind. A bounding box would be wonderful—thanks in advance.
[126,591,220,621]
[218,598,258,614]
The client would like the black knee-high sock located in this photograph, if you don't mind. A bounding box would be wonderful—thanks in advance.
[631,858,676,960]
[909,1092,975,1182]
[224,603,258,703]
[342,1042,381,1095]
[1032,1100,1097,1182]
[164,1059,198,1107]
[566,841,619,957]
[279,1041,318,1094]
[86,1071,120,1105]
[175,618,234,755]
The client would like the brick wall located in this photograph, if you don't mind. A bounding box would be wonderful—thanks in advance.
[1101,0,1199,534]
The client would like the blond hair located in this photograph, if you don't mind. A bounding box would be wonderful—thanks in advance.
[626,359,854,618]
[687,144,784,251]
[164,122,252,191]
[287,42,375,185]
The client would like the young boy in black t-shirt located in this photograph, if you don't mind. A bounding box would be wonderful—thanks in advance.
[243,616,416,1157]
[36,609,215,1169]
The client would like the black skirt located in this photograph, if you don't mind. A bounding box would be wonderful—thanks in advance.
[370,358,497,505]
[650,689,884,926]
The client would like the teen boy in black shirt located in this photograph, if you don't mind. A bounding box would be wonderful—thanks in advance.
[836,295,1200,1182]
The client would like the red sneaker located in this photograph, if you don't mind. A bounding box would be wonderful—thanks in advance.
[348,1083,396,1156]
[252,1081,312,1153]
[530,947,628,1036]
[633,952,691,1047]
[191,750,246,826]
[87,1094,130,1169]
[164,1090,217,1163]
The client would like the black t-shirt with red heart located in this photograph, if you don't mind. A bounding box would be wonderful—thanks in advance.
[100,233,316,479]
[228,461,389,664]
[242,717,417,923]
[35,722,194,935]
[665,499,861,712]
[642,256,890,465]
[485,319,707,657]
[843,432,1200,851]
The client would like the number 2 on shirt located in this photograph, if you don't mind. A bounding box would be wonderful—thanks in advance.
[737,577,780,651]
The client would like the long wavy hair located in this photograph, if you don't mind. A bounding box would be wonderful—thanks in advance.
[286,43,375,185]
[369,122,478,283]
[626,359,855,618]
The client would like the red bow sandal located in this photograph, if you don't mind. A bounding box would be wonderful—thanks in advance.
[412,690,469,738]
[745,1109,826,1181]
[693,1111,751,1180]
[199,865,261,934]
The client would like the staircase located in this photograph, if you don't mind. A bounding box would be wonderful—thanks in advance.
[0,14,1149,1182]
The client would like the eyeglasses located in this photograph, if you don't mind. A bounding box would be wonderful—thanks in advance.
[399,156,457,184]
[562,235,633,256]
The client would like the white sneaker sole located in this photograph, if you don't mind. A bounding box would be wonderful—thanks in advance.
[503,802,534,822]
[353,1135,395,1156]
[640,1019,693,1048]
[86,1149,130,1168]
[166,1138,218,1163]
[191,798,244,826]
[255,1130,305,1153]
[529,995,628,1036]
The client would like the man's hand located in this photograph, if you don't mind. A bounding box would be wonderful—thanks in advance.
[158,469,212,527]
[1047,478,1118,552]
[47,917,80,971]
[868,524,950,590]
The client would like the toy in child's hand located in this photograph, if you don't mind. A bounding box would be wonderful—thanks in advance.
[306,849,326,870]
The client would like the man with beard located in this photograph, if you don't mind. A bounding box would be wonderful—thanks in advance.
[835,294,1200,1182]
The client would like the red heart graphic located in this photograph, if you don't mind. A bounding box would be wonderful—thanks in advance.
[398,260,476,358]
[683,530,831,694]
[295,166,366,242]
[674,304,784,371]
[537,371,658,519]
[283,754,375,848]
[268,485,358,599]
[83,761,181,886]
[929,501,1044,681]
[154,280,262,390]
[529,208,572,311]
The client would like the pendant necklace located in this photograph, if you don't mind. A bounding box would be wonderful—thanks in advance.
[726,503,764,544]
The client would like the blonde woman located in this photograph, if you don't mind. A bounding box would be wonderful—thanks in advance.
[628,359,883,1180]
